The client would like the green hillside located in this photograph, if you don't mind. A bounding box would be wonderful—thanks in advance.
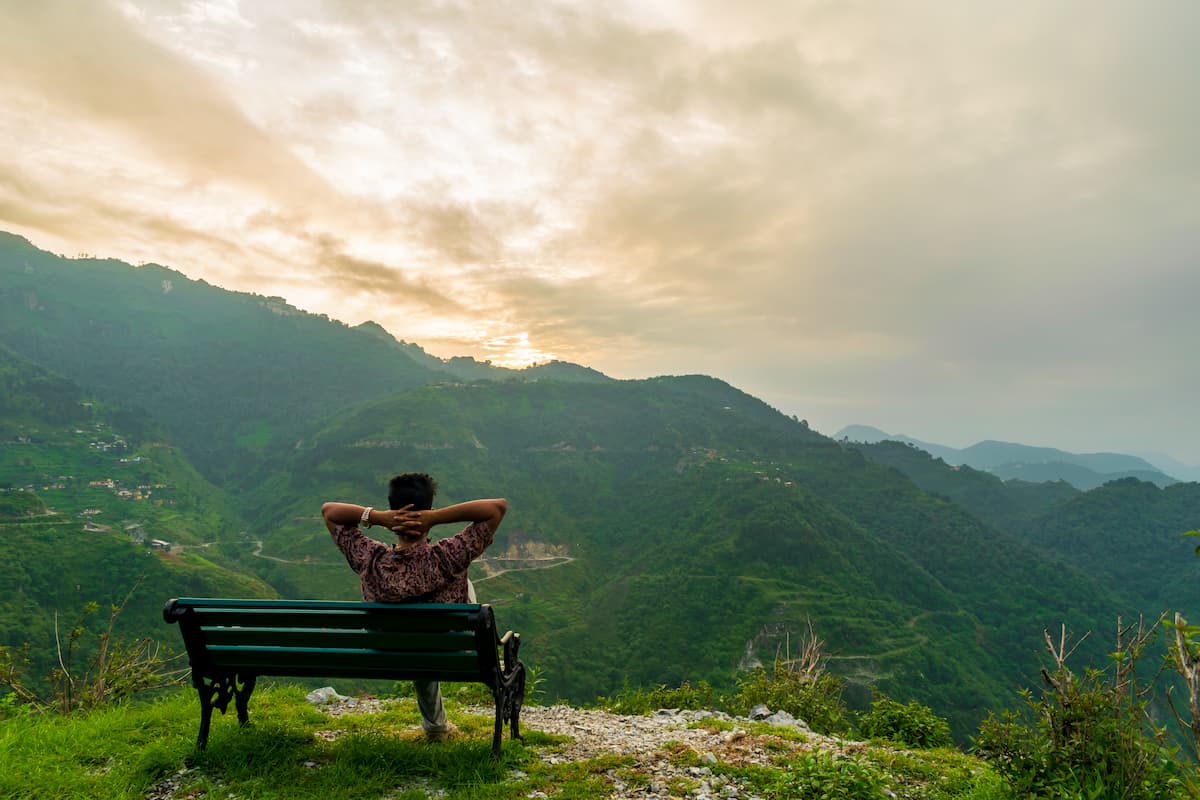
[851,440,1200,616]
[0,344,240,547]
[1021,478,1200,611]
[852,440,1081,534]
[234,377,1122,738]
[0,234,607,483]
[0,233,448,480]
[0,232,1182,745]
[0,345,276,686]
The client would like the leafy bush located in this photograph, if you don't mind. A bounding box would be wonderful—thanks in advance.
[973,623,1186,800]
[731,664,850,736]
[596,679,717,715]
[0,490,46,519]
[859,696,952,748]
[727,620,850,736]
[767,750,885,799]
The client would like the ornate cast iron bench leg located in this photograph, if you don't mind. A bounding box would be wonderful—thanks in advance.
[194,673,257,750]
[492,696,504,758]
[509,666,526,742]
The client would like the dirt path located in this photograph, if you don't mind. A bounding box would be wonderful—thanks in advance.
[473,556,576,583]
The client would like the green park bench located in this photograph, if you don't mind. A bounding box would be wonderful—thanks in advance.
[163,597,526,757]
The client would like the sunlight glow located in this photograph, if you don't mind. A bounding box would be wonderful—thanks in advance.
[481,331,556,369]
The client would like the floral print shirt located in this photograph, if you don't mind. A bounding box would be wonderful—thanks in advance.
[330,520,494,603]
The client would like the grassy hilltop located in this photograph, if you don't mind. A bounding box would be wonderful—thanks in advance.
[0,684,1011,800]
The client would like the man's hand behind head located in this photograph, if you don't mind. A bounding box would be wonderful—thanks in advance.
[388,507,432,539]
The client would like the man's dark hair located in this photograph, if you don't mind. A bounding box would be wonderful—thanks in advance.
[388,472,438,510]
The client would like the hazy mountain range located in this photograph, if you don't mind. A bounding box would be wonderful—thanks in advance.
[3,231,1198,743]
[834,424,1192,489]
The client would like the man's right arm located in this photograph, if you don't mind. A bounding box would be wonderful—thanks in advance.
[321,502,412,535]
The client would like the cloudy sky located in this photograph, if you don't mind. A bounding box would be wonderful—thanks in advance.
[2,1,1197,464]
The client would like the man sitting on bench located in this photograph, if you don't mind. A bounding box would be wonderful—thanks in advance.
[322,473,507,741]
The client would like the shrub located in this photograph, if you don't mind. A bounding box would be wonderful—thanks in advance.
[731,664,850,736]
[973,622,1186,800]
[767,750,885,800]
[0,579,184,715]
[729,619,850,736]
[859,696,952,749]
[596,679,717,715]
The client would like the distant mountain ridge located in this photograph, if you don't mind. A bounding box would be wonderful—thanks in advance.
[1134,450,1200,483]
[834,424,1180,490]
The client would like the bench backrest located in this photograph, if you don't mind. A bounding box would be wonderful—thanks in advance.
[164,598,503,687]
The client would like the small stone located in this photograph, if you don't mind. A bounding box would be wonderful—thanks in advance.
[701,752,718,765]
[306,686,346,705]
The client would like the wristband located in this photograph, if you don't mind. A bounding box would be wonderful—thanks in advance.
[360,507,373,528]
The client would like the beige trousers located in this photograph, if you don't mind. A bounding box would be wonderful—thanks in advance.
[414,579,476,733]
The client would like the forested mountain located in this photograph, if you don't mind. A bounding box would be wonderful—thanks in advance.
[1021,478,1200,612]
[0,233,603,482]
[851,440,1081,535]
[221,376,1128,738]
[0,344,275,686]
[852,440,1200,617]
[836,424,1179,489]
[2,232,1194,742]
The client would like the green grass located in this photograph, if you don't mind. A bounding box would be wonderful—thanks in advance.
[0,684,1014,800]
[0,686,540,800]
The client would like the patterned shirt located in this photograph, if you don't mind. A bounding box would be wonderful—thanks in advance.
[330,520,494,603]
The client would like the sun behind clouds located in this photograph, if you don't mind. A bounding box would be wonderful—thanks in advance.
[480,331,556,370]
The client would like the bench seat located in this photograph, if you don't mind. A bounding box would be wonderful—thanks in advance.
[164,597,525,756]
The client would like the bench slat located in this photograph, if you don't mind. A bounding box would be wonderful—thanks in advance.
[204,645,482,676]
[173,598,480,610]
[182,609,480,633]
[199,628,479,651]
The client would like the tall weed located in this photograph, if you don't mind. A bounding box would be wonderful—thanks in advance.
[973,621,1186,799]
[0,578,184,716]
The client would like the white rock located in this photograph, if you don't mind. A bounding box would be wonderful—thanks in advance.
[306,686,347,705]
